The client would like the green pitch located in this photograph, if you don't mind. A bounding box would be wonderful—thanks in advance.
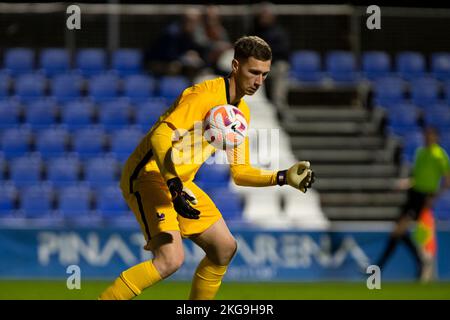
[0,280,450,300]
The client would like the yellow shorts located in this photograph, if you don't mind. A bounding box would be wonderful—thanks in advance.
[122,171,222,242]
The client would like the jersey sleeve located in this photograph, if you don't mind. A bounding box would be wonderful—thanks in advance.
[163,89,214,131]
[228,136,278,187]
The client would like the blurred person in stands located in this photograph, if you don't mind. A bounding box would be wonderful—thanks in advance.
[198,5,232,72]
[99,36,315,300]
[376,127,450,280]
[147,7,207,78]
[252,2,290,102]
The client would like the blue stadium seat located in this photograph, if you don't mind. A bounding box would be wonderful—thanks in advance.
[325,51,357,83]
[98,100,132,132]
[89,74,119,103]
[124,75,156,104]
[195,163,230,189]
[0,73,10,98]
[24,99,58,130]
[373,76,406,108]
[208,188,243,221]
[40,48,70,77]
[362,51,391,80]
[1,127,32,159]
[4,48,34,76]
[15,74,46,103]
[61,101,95,131]
[20,184,54,218]
[159,76,189,101]
[423,104,450,130]
[84,156,119,189]
[0,154,5,180]
[410,77,439,108]
[401,130,424,164]
[290,50,323,83]
[431,52,450,81]
[386,104,419,138]
[135,99,167,129]
[0,183,17,216]
[0,99,20,130]
[35,127,69,159]
[110,127,143,162]
[10,155,43,188]
[51,73,83,103]
[73,126,106,159]
[440,130,450,154]
[76,49,106,77]
[444,82,450,105]
[387,124,421,138]
[58,185,92,217]
[396,51,425,80]
[112,49,143,77]
[96,185,129,217]
[387,103,419,123]
[46,156,81,188]
[434,190,450,220]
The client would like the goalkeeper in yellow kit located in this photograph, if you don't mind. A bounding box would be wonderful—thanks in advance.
[99,36,315,300]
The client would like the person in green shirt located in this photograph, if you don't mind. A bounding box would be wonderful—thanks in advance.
[376,127,450,279]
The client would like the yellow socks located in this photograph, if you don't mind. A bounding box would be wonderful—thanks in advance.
[99,260,162,300]
[189,257,228,300]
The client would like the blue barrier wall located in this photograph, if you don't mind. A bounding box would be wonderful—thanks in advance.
[1,227,449,281]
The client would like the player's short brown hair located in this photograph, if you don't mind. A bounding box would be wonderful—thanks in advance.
[233,36,272,61]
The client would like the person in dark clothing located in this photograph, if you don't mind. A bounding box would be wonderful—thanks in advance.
[252,2,290,101]
[253,2,290,63]
[148,8,207,77]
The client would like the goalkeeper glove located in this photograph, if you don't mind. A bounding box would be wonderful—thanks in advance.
[276,161,315,193]
[167,177,200,219]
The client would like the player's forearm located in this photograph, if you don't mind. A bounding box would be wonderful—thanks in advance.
[230,165,277,187]
[149,122,178,181]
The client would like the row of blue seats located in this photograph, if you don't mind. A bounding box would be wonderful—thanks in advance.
[0,183,243,222]
[0,99,167,132]
[1,48,143,77]
[290,50,450,82]
[373,76,450,108]
[0,153,231,188]
[383,103,450,132]
[0,126,143,161]
[0,73,189,103]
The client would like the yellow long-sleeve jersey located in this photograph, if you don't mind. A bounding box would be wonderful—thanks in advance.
[120,76,278,195]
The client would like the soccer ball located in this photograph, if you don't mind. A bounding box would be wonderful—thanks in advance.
[203,104,248,150]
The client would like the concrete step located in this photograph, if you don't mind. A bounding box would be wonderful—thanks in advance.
[290,136,384,149]
[294,149,390,163]
[320,192,406,206]
[286,108,369,121]
[313,164,398,178]
[323,206,401,220]
[283,121,362,135]
[313,178,398,191]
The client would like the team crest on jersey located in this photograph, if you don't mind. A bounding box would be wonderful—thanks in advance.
[156,212,165,221]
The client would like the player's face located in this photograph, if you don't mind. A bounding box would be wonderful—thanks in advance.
[234,57,271,95]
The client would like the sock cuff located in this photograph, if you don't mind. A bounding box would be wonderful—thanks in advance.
[119,272,141,296]
[143,260,163,283]
[200,256,228,276]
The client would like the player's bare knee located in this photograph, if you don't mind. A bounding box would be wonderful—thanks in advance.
[216,238,238,266]
[154,254,184,278]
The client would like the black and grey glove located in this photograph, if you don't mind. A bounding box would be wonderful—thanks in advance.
[167,177,200,219]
